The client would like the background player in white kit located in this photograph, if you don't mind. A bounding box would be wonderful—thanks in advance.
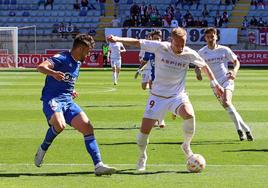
[108,41,126,85]
[107,27,223,171]
[196,27,254,141]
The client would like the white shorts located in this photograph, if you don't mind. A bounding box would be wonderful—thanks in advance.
[221,79,235,92]
[110,58,121,68]
[143,92,190,121]
[141,69,151,83]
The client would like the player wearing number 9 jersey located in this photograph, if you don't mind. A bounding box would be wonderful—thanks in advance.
[107,27,223,171]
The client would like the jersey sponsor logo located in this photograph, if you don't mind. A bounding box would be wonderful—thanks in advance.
[161,58,187,68]
[63,72,77,84]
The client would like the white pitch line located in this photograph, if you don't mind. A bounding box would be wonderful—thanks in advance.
[0,163,268,167]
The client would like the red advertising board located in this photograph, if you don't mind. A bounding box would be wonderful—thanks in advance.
[15,51,103,68]
[1,50,268,68]
[234,50,268,65]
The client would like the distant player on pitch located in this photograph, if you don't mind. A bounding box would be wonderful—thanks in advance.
[108,41,126,85]
[34,34,116,176]
[107,27,223,171]
[196,27,254,141]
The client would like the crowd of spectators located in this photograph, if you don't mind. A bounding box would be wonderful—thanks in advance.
[122,1,231,28]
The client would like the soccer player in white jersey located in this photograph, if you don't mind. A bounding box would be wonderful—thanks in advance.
[135,30,166,128]
[108,41,126,85]
[196,27,254,141]
[107,27,223,171]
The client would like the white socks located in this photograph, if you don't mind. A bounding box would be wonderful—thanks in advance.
[112,72,117,83]
[183,118,195,146]
[226,105,250,132]
[137,132,149,154]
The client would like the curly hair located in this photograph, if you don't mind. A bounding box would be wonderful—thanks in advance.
[73,34,95,49]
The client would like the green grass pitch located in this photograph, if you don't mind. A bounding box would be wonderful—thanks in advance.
[0,68,267,188]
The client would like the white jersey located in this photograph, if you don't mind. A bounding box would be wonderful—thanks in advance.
[109,42,124,59]
[140,40,206,98]
[198,45,237,85]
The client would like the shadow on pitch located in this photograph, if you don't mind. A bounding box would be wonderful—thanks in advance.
[0,171,93,178]
[223,149,268,152]
[115,168,190,175]
[101,140,238,146]
[0,169,190,178]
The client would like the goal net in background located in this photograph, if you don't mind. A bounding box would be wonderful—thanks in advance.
[0,27,18,68]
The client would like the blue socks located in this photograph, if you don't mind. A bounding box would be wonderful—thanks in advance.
[84,135,102,165]
[41,126,58,151]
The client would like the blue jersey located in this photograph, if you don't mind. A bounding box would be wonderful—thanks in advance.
[143,52,155,81]
[41,51,81,101]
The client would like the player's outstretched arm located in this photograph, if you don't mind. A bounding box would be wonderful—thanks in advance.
[134,60,148,79]
[106,35,141,48]
[201,64,224,98]
[37,60,65,81]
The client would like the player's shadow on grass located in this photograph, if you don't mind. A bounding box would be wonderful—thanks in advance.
[0,171,93,178]
[101,140,238,146]
[0,170,190,177]
[223,149,268,152]
[116,169,189,175]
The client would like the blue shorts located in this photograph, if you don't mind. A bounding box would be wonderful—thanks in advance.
[42,97,82,125]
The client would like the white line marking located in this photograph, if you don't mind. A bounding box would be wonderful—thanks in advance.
[0,163,267,167]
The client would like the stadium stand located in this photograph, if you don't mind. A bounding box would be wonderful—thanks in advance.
[0,0,268,53]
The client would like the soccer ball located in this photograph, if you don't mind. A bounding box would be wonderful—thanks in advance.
[186,154,206,173]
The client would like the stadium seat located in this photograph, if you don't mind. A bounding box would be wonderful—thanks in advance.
[10,0,16,4]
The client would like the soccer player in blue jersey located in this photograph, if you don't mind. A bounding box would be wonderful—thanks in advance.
[34,34,116,176]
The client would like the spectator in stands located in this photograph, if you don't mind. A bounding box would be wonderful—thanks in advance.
[149,7,161,26]
[222,11,229,23]
[140,1,147,18]
[225,0,231,5]
[88,26,96,36]
[242,16,249,30]
[195,17,202,27]
[250,16,258,26]
[114,0,120,14]
[58,22,66,38]
[111,15,121,27]
[201,16,208,27]
[140,15,148,26]
[81,0,89,10]
[74,0,80,9]
[202,4,209,17]
[257,0,265,9]
[186,14,195,27]
[44,0,54,10]
[98,0,106,16]
[174,9,182,26]
[258,17,266,27]
[123,16,133,27]
[130,2,140,21]
[170,17,179,27]
[66,22,75,38]
[214,15,223,27]
[184,10,192,21]
[162,15,170,27]
[251,0,258,9]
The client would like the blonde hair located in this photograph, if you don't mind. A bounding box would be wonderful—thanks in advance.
[171,27,187,38]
